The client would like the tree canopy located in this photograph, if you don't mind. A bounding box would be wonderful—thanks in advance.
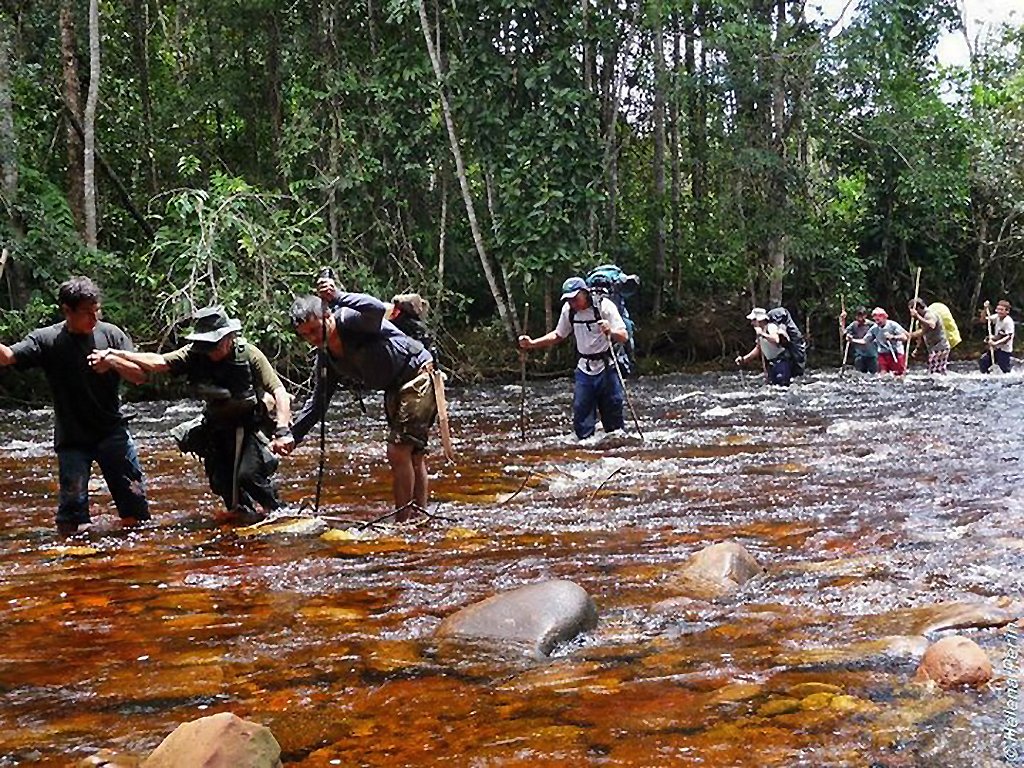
[0,0,1021,379]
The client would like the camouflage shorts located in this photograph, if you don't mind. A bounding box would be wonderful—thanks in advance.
[384,369,438,452]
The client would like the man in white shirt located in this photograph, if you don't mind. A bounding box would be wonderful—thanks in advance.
[980,299,1014,374]
[518,277,629,439]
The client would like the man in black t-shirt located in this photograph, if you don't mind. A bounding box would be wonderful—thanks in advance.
[0,277,150,535]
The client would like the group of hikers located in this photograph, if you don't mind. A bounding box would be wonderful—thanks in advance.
[0,275,441,535]
[0,271,1015,535]
[736,299,1015,386]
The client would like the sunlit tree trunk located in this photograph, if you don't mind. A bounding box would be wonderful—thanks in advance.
[83,0,100,249]
[417,0,516,342]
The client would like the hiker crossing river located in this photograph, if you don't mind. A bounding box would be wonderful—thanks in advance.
[0,363,1020,765]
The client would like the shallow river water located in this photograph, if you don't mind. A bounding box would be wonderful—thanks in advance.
[0,365,1022,767]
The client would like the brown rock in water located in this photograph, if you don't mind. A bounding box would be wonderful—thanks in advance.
[667,541,763,599]
[142,712,282,768]
[914,635,992,689]
[435,579,598,658]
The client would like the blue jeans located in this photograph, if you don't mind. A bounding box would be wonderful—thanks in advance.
[980,349,1011,373]
[766,356,792,386]
[573,366,624,439]
[56,427,149,526]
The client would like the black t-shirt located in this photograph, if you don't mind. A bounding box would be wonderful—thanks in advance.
[10,321,134,449]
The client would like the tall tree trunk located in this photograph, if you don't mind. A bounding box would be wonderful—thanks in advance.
[767,0,788,308]
[669,10,682,305]
[83,0,100,249]
[0,13,27,307]
[130,0,156,196]
[265,9,283,187]
[59,0,85,233]
[651,4,668,317]
[417,0,516,342]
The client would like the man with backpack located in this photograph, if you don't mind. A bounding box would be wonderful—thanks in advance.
[518,276,628,440]
[909,298,949,374]
[105,306,292,524]
[735,307,793,386]
[273,284,437,522]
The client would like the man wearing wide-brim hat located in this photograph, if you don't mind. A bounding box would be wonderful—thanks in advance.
[735,307,793,386]
[105,306,292,523]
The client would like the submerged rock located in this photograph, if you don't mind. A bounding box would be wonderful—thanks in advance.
[667,541,763,599]
[914,635,992,689]
[77,751,140,767]
[435,579,598,658]
[909,601,1023,635]
[236,516,329,537]
[142,712,282,768]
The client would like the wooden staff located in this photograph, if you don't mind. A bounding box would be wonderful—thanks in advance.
[907,267,922,371]
[985,300,997,372]
[519,302,530,440]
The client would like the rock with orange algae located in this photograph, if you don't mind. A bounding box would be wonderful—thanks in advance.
[436,579,598,658]
[142,712,282,768]
[77,750,141,767]
[913,635,992,689]
[667,541,763,600]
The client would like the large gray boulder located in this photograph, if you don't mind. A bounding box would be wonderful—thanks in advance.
[142,712,282,768]
[667,541,763,600]
[436,579,598,658]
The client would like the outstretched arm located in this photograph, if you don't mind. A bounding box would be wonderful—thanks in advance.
[519,330,565,351]
[87,348,148,385]
[101,347,171,373]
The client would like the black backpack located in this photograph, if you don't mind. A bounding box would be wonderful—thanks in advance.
[766,307,806,376]
[584,264,640,377]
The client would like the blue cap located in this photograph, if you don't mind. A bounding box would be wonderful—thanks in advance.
[560,277,589,301]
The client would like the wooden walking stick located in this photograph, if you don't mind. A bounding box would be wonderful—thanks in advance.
[984,301,997,371]
[519,302,529,440]
[838,295,849,376]
[906,267,922,371]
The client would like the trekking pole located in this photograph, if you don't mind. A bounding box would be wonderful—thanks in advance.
[596,294,644,440]
[518,302,529,440]
[839,339,851,378]
[313,266,334,515]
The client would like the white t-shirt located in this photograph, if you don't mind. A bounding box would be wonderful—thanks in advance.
[757,323,789,361]
[555,296,627,374]
[988,313,1015,353]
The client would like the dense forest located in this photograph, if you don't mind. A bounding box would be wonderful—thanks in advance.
[0,0,1021,381]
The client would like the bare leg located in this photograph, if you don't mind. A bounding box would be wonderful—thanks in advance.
[387,441,416,521]
[412,451,428,510]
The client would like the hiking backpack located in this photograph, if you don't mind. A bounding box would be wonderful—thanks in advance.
[585,264,640,377]
[766,306,806,377]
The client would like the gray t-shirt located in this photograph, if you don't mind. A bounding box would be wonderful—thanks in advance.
[921,310,949,353]
[868,320,907,357]
[555,296,626,374]
[845,320,878,358]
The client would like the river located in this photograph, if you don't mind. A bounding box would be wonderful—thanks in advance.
[0,365,1021,766]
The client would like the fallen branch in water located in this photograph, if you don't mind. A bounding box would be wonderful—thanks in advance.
[588,466,627,503]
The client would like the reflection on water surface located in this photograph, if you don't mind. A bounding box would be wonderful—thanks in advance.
[0,366,1021,766]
